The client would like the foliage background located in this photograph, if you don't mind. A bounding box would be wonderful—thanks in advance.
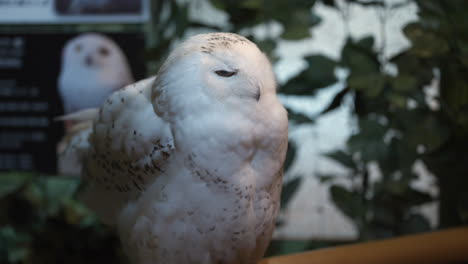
[1,0,468,262]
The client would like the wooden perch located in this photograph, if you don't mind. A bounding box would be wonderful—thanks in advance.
[260,226,468,264]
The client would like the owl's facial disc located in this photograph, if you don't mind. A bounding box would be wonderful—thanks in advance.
[204,54,262,102]
[72,42,112,68]
[212,67,260,101]
[152,33,276,112]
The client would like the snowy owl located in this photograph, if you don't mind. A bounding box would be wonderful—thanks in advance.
[58,33,134,116]
[80,32,288,264]
[57,33,133,176]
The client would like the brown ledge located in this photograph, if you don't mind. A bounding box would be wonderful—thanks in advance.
[260,226,468,264]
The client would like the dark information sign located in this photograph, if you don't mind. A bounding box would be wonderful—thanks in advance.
[0,33,146,173]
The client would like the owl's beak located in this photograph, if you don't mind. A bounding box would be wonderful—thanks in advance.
[84,55,94,66]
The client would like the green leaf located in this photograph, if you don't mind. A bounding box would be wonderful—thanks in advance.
[401,213,431,234]
[388,93,407,108]
[348,0,384,7]
[439,63,468,129]
[324,150,357,170]
[358,117,387,135]
[45,177,80,200]
[403,111,451,153]
[304,54,338,85]
[0,226,16,240]
[256,39,278,61]
[341,37,380,75]
[281,24,311,40]
[280,177,302,209]
[390,51,434,87]
[416,0,446,17]
[389,1,413,10]
[309,11,322,27]
[403,23,449,58]
[316,174,335,183]
[330,185,365,221]
[8,246,29,263]
[280,74,315,95]
[458,193,468,224]
[209,0,226,9]
[0,173,32,198]
[63,200,98,227]
[305,54,338,68]
[390,75,418,93]
[22,182,45,208]
[281,9,314,40]
[404,189,434,206]
[284,141,296,172]
[0,226,31,263]
[320,0,335,7]
[348,118,387,162]
[286,107,315,124]
[320,86,350,115]
[371,206,396,227]
[224,4,261,27]
[378,136,417,174]
[43,177,81,216]
[281,54,338,95]
[457,40,468,68]
[348,73,386,97]
[356,36,375,50]
[173,3,190,37]
[240,0,263,9]
[348,134,387,163]
[373,179,433,207]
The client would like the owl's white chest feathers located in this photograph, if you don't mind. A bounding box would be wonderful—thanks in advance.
[118,159,281,264]
[116,104,283,264]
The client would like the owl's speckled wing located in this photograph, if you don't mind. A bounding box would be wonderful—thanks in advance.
[82,77,174,225]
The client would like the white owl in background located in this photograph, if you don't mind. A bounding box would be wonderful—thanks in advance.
[57,33,133,176]
[68,32,288,263]
[58,33,134,116]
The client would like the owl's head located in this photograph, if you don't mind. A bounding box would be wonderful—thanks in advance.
[61,33,129,72]
[152,33,277,117]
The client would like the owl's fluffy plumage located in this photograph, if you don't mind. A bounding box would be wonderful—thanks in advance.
[81,33,288,264]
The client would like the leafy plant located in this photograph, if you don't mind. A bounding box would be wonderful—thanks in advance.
[279,0,468,239]
[0,172,125,264]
